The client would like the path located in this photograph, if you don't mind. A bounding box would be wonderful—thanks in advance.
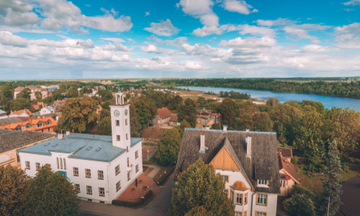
[146,164,162,179]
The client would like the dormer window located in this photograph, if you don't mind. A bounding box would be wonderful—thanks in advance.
[46,120,51,125]
[257,180,269,187]
[26,124,31,128]
[15,125,21,131]
[37,122,43,128]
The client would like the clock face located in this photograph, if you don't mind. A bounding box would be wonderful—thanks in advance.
[124,109,128,116]
[114,110,120,117]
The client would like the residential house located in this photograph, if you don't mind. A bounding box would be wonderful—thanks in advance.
[40,106,56,115]
[0,117,57,133]
[152,107,172,125]
[278,152,299,197]
[0,117,22,127]
[0,109,6,117]
[11,109,33,116]
[211,113,221,124]
[169,114,180,126]
[30,102,46,110]
[52,98,67,112]
[339,175,360,216]
[196,108,213,128]
[18,92,143,204]
[175,127,280,216]
[0,129,54,168]
[277,147,293,162]
[14,86,48,101]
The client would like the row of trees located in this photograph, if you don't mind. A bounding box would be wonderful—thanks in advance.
[219,91,250,99]
[163,78,360,99]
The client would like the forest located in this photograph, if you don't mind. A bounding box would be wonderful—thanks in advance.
[160,78,360,99]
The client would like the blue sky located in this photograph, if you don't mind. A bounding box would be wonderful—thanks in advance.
[0,0,360,80]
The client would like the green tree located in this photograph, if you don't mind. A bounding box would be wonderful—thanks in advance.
[178,98,196,127]
[0,165,29,216]
[134,96,157,129]
[252,112,273,131]
[266,97,280,107]
[320,140,343,216]
[22,165,79,216]
[283,194,316,216]
[100,109,110,120]
[220,98,236,129]
[10,98,31,111]
[55,97,99,133]
[184,206,214,216]
[35,91,42,100]
[178,119,192,138]
[96,116,111,135]
[67,87,78,98]
[156,128,182,165]
[130,103,141,137]
[17,88,31,100]
[170,160,234,216]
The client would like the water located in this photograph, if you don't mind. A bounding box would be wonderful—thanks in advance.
[177,86,360,111]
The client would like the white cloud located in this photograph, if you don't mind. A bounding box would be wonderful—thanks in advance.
[0,0,39,26]
[219,37,276,48]
[256,18,296,27]
[0,31,27,47]
[222,0,255,15]
[140,44,165,54]
[144,19,180,36]
[177,0,219,26]
[343,0,360,6]
[184,61,207,69]
[145,12,150,16]
[193,24,276,37]
[283,26,321,43]
[100,38,125,43]
[103,42,132,52]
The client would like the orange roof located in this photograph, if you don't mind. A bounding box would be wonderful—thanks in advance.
[11,109,33,116]
[170,114,178,122]
[278,152,300,183]
[30,104,38,109]
[157,107,172,119]
[0,117,57,131]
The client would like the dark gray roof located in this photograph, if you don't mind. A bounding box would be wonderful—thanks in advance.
[0,130,55,153]
[339,175,360,216]
[0,117,22,126]
[175,128,280,194]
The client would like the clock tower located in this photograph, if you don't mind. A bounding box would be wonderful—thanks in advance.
[110,92,131,149]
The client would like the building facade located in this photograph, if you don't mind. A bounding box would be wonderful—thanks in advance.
[175,127,280,216]
[18,92,143,204]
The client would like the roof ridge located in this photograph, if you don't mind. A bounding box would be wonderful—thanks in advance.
[185,127,276,134]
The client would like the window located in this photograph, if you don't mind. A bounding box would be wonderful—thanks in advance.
[25,161,30,170]
[125,119,128,125]
[127,157,129,167]
[257,179,269,187]
[116,181,121,192]
[136,164,139,173]
[127,172,130,181]
[37,122,43,128]
[36,162,40,171]
[56,157,59,169]
[223,189,229,198]
[256,194,267,206]
[244,193,248,205]
[85,169,91,178]
[99,187,105,197]
[26,124,31,128]
[63,158,66,170]
[73,167,79,177]
[135,150,139,159]
[280,174,286,180]
[115,165,120,175]
[116,120,119,126]
[116,135,120,141]
[86,186,92,195]
[256,212,266,216]
[230,190,234,203]
[74,184,80,193]
[236,193,243,205]
[60,158,63,169]
[47,120,51,125]
[126,134,128,140]
[222,175,229,183]
[235,212,242,216]
[98,170,104,180]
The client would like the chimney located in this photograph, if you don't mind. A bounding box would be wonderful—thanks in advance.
[205,125,210,130]
[223,125,227,132]
[246,137,252,158]
[66,131,70,136]
[199,134,208,153]
[246,129,250,132]
[58,133,63,140]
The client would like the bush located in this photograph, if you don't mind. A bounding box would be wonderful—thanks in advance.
[112,190,153,208]
[283,194,316,216]
[292,185,318,202]
[343,165,350,173]
[291,155,299,164]
[156,166,176,186]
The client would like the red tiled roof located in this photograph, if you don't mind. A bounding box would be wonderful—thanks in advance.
[278,152,299,183]
[278,147,293,158]
[0,117,57,132]
[11,109,33,116]
[157,107,172,119]
[170,114,178,122]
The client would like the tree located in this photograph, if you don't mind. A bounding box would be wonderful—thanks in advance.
[55,97,99,133]
[67,87,78,98]
[178,98,196,127]
[170,160,234,216]
[22,165,79,216]
[134,96,157,129]
[100,109,110,120]
[17,88,31,100]
[156,128,182,165]
[184,206,214,216]
[96,116,111,135]
[130,103,141,137]
[178,119,192,138]
[252,112,273,131]
[320,140,343,216]
[0,165,29,216]
[220,98,236,129]
[35,91,42,100]
[283,194,316,216]
[266,97,280,107]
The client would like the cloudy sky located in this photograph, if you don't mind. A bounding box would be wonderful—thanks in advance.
[0,0,360,80]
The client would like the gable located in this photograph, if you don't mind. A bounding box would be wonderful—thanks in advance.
[209,147,240,171]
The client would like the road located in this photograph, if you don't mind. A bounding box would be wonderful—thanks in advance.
[79,176,176,216]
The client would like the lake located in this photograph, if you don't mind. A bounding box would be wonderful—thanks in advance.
[177,86,360,111]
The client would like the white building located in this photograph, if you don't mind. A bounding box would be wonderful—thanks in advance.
[175,127,280,216]
[18,92,143,204]
[39,106,56,115]
[14,86,48,101]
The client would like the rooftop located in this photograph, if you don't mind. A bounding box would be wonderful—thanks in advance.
[157,107,172,119]
[0,117,22,126]
[17,133,142,162]
[339,175,360,216]
[278,147,293,158]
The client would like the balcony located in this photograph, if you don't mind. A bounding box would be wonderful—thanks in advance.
[126,164,133,172]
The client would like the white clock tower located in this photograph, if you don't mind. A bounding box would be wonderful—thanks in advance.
[110,92,131,149]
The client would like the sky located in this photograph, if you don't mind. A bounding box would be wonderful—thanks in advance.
[0,0,360,80]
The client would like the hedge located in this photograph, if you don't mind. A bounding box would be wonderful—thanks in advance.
[156,166,176,186]
[112,190,154,208]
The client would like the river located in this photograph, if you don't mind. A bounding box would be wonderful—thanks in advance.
[177,86,360,111]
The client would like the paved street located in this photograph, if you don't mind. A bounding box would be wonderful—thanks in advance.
[79,176,176,216]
